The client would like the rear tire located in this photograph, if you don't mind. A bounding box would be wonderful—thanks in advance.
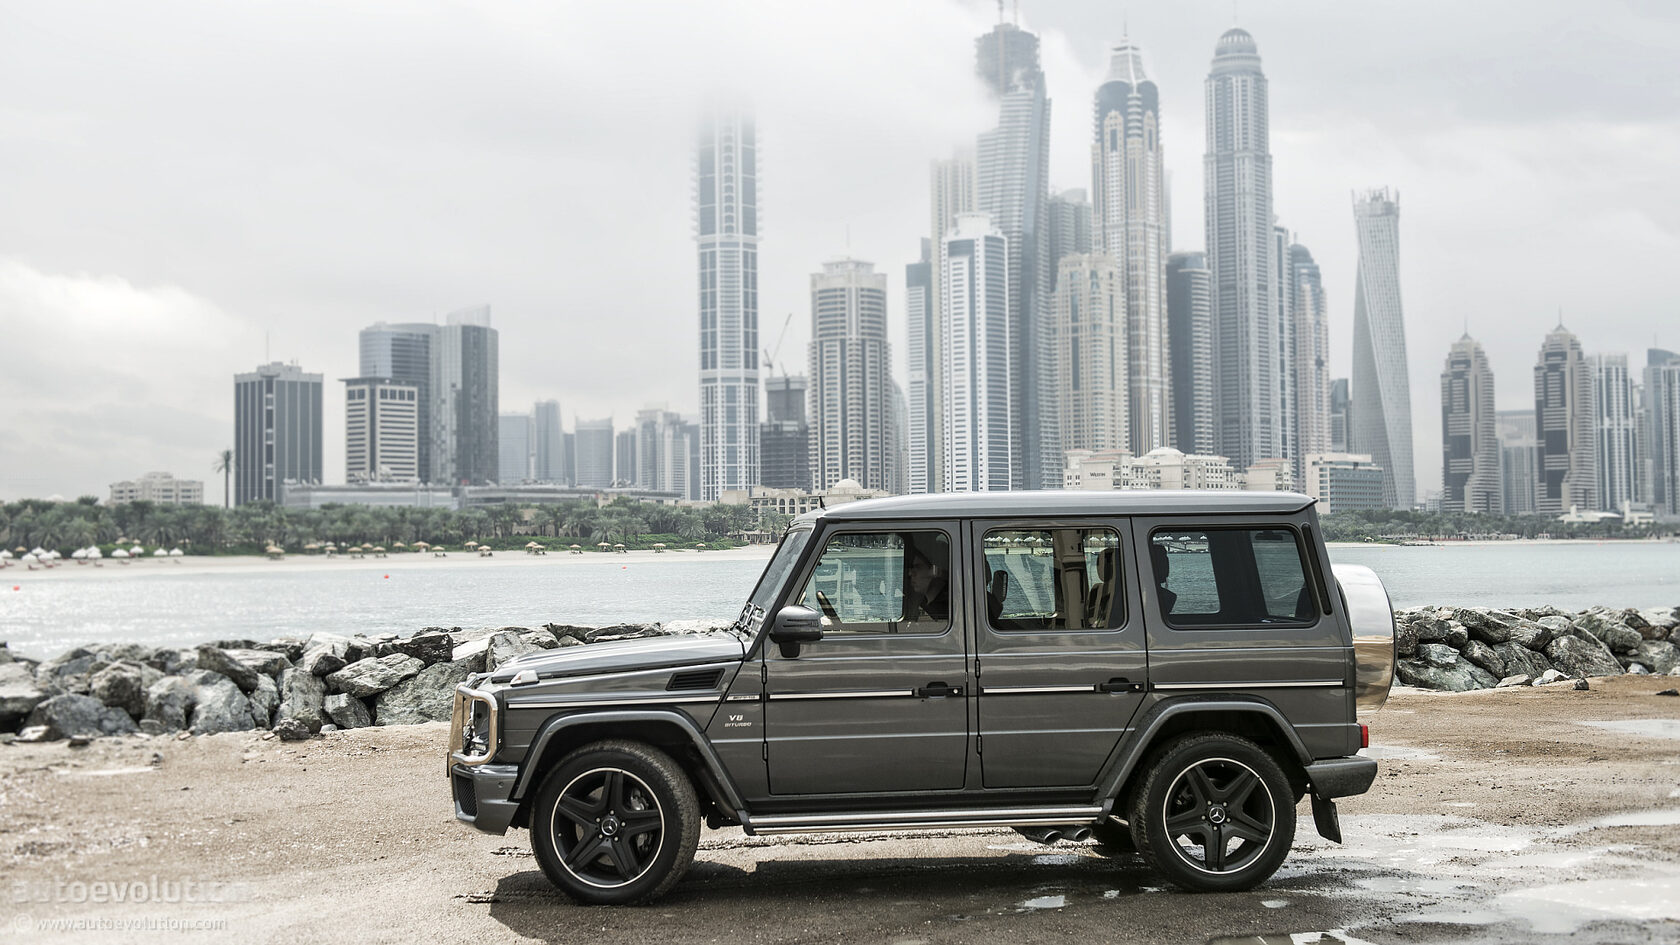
[1129,733,1295,892]
[530,740,700,904]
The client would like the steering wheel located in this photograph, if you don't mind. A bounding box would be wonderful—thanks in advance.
[814,590,843,627]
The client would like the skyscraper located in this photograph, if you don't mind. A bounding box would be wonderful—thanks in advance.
[1534,324,1596,515]
[615,429,638,487]
[1046,188,1093,289]
[943,213,1012,492]
[574,418,614,489]
[636,408,699,497]
[905,240,936,494]
[975,18,1054,489]
[1497,410,1538,515]
[759,376,811,490]
[1290,243,1330,476]
[1166,251,1215,454]
[533,400,565,483]
[696,104,761,501]
[1591,353,1637,513]
[359,323,433,481]
[1440,335,1499,513]
[1350,189,1414,509]
[344,377,418,483]
[1054,253,1127,455]
[1272,223,1296,465]
[1645,349,1680,517]
[928,153,977,494]
[1330,378,1351,452]
[808,258,894,492]
[1204,28,1279,472]
[498,413,532,484]
[234,362,322,505]
[1093,38,1169,456]
[434,306,500,486]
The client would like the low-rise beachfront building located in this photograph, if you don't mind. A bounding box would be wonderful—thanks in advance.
[109,472,204,505]
[1303,453,1387,515]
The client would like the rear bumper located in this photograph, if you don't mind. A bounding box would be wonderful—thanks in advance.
[451,762,521,834]
[1304,756,1378,799]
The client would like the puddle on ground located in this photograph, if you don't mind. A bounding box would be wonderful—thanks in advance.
[1356,745,1440,761]
[1018,894,1066,910]
[1495,876,1680,933]
[1578,719,1680,740]
[1261,899,1290,909]
[1207,933,1374,945]
[1592,808,1680,828]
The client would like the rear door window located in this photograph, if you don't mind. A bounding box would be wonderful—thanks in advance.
[981,528,1123,631]
[1149,527,1315,628]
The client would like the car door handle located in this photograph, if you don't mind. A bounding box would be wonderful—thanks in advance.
[1097,678,1145,694]
[914,683,965,698]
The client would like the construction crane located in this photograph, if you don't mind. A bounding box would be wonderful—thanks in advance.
[762,312,794,378]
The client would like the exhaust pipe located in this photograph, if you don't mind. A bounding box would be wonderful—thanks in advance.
[1014,824,1094,845]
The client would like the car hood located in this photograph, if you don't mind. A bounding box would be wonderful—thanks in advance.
[488,633,746,683]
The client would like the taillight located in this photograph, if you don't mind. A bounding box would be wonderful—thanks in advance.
[1359,723,1370,749]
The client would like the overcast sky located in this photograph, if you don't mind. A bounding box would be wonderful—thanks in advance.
[2,0,1676,502]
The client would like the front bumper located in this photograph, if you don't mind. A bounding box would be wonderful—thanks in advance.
[451,762,521,834]
[1304,756,1379,798]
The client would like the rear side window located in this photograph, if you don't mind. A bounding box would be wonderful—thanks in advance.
[982,528,1123,631]
[1149,528,1315,628]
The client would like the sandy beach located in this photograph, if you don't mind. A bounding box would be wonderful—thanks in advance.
[2,544,775,583]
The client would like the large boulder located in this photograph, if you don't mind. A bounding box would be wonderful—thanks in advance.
[1410,613,1470,650]
[485,630,558,673]
[298,640,349,677]
[185,670,255,734]
[253,637,307,662]
[1571,613,1643,654]
[1395,654,1498,692]
[1491,642,1555,680]
[194,646,261,693]
[248,673,280,728]
[145,648,199,676]
[225,648,292,679]
[1626,608,1676,641]
[26,693,138,739]
[326,654,424,698]
[375,660,471,725]
[323,693,373,729]
[142,676,195,731]
[0,662,49,725]
[276,667,328,733]
[93,642,156,665]
[1543,634,1624,678]
[1459,609,1527,646]
[390,630,453,666]
[1417,643,1461,668]
[34,648,112,695]
[1461,639,1506,679]
[1625,640,1680,676]
[88,661,162,720]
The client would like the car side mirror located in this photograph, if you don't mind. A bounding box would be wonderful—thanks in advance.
[769,605,823,658]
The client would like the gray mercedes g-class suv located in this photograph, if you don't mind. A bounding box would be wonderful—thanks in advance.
[448,491,1394,904]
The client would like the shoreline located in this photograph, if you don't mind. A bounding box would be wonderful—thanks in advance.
[0,543,775,581]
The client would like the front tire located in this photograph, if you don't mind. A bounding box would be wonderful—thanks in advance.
[530,740,700,904]
[1129,733,1295,892]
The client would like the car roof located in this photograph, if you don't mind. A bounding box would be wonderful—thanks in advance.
[793,490,1315,524]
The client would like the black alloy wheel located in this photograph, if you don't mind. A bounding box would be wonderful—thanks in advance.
[531,740,699,904]
[1130,733,1296,892]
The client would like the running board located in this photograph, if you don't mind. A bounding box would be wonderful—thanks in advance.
[741,805,1106,836]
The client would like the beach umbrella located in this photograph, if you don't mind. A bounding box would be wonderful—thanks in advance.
[88,547,103,559]
[465,540,479,549]
[129,545,143,556]
[21,554,38,566]
[696,542,707,548]
[71,549,86,560]
[413,541,430,550]
[613,543,625,551]
[153,548,168,557]
[0,550,11,559]
[373,546,386,553]
[392,541,406,549]
[265,545,284,556]
[30,547,47,557]
[304,542,320,551]
[12,547,24,555]
[168,548,184,557]
[597,542,610,550]
[569,544,581,549]
[111,548,129,559]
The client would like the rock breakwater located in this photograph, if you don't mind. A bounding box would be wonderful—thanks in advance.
[1395,605,1680,691]
[0,621,728,743]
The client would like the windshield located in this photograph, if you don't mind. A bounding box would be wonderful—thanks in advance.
[746,526,812,613]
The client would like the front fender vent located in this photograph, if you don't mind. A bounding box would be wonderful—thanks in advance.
[666,668,724,691]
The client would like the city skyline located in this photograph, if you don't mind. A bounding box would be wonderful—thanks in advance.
[3,2,1677,500]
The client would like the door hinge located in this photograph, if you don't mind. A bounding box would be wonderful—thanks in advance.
[974,656,981,677]
[761,741,768,761]
[976,734,983,754]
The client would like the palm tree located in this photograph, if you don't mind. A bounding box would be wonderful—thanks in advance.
[213,449,235,509]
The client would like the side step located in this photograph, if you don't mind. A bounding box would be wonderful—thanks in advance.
[741,805,1106,836]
